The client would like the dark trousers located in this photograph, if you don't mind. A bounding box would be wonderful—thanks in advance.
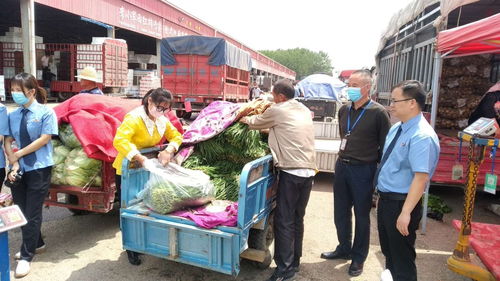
[333,160,376,263]
[274,170,314,274]
[377,196,422,281]
[10,166,51,262]
[0,168,5,192]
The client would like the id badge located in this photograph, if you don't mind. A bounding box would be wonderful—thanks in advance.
[340,138,347,151]
[451,163,463,180]
[485,173,497,194]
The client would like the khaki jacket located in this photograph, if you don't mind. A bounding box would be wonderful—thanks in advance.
[246,99,316,170]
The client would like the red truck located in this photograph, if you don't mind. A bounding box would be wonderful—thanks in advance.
[161,35,252,119]
[0,39,128,101]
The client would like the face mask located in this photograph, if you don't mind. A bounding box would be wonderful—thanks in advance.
[347,87,362,102]
[148,105,164,119]
[12,91,29,105]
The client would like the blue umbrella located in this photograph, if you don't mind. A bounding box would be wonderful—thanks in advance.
[297,74,346,100]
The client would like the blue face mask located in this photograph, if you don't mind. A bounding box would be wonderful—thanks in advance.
[12,91,30,105]
[347,87,362,102]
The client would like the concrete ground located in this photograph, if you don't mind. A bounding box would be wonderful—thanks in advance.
[4,172,500,281]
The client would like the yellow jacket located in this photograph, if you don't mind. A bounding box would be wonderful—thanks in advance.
[113,106,183,175]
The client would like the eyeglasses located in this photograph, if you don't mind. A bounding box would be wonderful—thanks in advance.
[154,105,170,112]
[390,98,414,104]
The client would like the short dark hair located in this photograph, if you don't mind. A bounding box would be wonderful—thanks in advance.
[272,79,295,99]
[392,80,426,110]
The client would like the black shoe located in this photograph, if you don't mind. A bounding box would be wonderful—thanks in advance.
[320,249,351,260]
[348,261,364,277]
[266,270,295,281]
[126,250,142,266]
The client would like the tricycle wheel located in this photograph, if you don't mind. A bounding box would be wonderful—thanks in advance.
[126,250,142,265]
[57,92,74,101]
[68,208,90,216]
[252,250,272,269]
[249,212,274,250]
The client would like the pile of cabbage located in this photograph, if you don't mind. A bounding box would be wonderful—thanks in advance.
[51,123,102,187]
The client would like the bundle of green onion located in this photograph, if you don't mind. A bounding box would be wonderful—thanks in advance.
[182,122,268,202]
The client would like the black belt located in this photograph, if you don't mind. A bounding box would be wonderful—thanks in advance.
[378,192,407,201]
[338,156,375,166]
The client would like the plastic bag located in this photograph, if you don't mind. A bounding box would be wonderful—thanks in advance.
[139,159,215,214]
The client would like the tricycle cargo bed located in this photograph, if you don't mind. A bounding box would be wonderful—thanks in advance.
[120,153,276,276]
[45,162,116,213]
[315,139,340,173]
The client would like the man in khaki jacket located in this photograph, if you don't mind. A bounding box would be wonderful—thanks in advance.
[240,79,316,281]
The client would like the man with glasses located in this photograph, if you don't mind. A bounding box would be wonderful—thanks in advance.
[376,80,439,281]
[321,69,390,277]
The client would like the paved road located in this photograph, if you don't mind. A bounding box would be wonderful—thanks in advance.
[5,172,499,281]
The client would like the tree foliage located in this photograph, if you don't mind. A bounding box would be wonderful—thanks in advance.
[259,48,333,80]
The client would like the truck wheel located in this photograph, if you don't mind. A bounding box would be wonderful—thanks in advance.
[68,208,90,216]
[58,92,74,101]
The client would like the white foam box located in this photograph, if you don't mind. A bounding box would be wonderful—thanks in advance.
[315,139,340,173]
[314,119,340,140]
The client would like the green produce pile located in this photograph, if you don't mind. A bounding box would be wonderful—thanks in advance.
[140,161,214,214]
[59,123,82,149]
[51,123,102,187]
[182,122,269,202]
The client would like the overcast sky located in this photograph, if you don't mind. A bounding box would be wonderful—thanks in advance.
[166,0,414,73]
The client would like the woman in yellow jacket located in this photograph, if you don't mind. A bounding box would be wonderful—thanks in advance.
[113,88,183,265]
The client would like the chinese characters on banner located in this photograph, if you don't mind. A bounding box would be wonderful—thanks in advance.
[118,6,197,39]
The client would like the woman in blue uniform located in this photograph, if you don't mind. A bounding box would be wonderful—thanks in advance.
[4,73,58,278]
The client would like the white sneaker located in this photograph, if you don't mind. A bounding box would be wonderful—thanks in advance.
[14,260,30,278]
[14,244,46,260]
[380,269,393,281]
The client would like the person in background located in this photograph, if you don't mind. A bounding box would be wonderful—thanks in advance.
[76,66,104,95]
[376,80,439,281]
[0,102,8,189]
[320,69,390,277]
[40,51,54,89]
[250,81,263,100]
[4,73,58,278]
[468,80,500,125]
[113,87,183,265]
[240,79,316,281]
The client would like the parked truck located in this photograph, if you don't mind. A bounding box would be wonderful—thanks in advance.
[0,38,128,101]
[375,0,500,189]
[161,35,252,119]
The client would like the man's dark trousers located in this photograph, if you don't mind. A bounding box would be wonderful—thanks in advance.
[377,195,422,281]
[333,159,376,263]
[274,170,314,275]
[10,166,51,262]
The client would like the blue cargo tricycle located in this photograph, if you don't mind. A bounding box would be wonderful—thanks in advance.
[120,147,276,276]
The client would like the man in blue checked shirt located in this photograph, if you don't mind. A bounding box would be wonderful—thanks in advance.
[375,80,440,281]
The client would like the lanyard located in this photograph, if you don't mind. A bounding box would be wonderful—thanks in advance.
[347,100,371,135]
[491,139,499,174]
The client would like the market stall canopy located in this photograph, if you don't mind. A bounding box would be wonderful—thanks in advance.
[297,74,345,100]
[437,13,500,57]
[161,35,252,71]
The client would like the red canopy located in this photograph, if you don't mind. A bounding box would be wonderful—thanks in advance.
[437,13,500,57]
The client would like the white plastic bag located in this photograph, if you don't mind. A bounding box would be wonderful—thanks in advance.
[138,159,214,214]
